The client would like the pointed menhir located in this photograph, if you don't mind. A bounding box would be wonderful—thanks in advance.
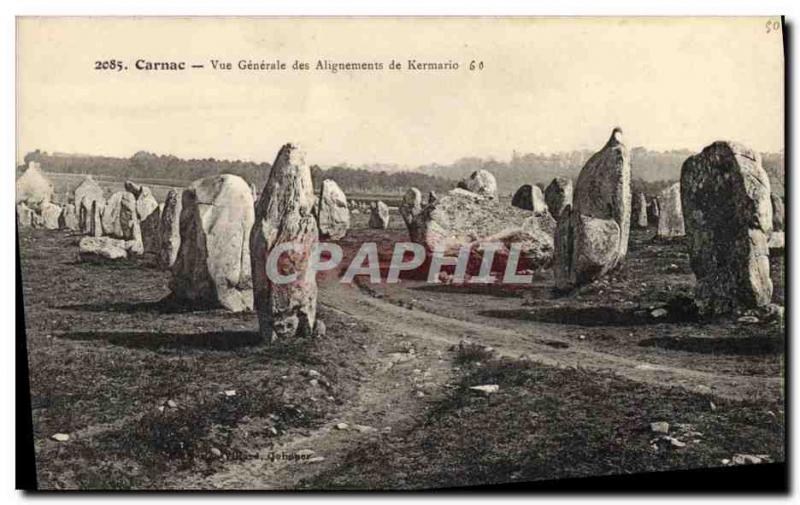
[554,127,632,289]
[251,143,320,343]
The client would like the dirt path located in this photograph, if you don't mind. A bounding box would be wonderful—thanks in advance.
[175,292,455,490]
[176,280,781,490]
[324,282,782,403]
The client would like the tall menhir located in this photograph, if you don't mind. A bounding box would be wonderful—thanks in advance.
[251,143,319,343]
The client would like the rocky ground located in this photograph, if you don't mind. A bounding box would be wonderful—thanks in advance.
[19,210,785,490]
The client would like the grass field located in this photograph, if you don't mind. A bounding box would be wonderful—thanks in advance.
[19,215,785,490]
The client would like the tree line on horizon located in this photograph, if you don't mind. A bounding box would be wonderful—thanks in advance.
[21,146,784,198]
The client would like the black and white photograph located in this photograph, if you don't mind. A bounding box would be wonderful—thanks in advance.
[11,13,789,494]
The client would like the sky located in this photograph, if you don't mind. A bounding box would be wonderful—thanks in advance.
[17,17,784,168]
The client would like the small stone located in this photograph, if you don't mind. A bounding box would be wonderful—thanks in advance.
[353,424,377,433]
[166,400,177,408]
[650,421,670,434]
[269,426,278,435]
[210,447,222,457]
[51,433,70,442]
[335,422,349,430]
[224,390,236,397]
[578,334,586,340]
[732,454,763,465]
[158,406,165,413]
[763,304,785,322]
[309,379,319,387]
[737,315,760,324]
[307,370,321,378]
[651,308,668,319]
[397,340,414,353]
[469,384,500,394]
[666,436,686,448]
[388,352,415,364]
[721,459,730,465]
[709,401,717,411]
[415,391,426,398]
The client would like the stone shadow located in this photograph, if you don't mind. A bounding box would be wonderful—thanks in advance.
[478,306,653,327]
[56,294,222,314]
[59,329,262,351]
[637,335,784,356]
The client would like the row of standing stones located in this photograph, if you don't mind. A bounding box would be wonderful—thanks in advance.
[16,129,786,342]
[394,128,784,319]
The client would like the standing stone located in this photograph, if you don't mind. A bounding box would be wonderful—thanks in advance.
[17,202,34,228]
[30,211,44,229]
[771,194,784,231]
[58,204,79,231]
[369,201,390,229]
[81,196,104,235]
[159,189,182,268]
[635,192,649,228]
[681,141,773,315]
[40,202,62,230]
[171,175,255,312]
[127,219,144,256]
[555,205,621,288]
[75,176,105,233]
[102,191,138,239]
[141,205,162,258]
[544,178,573,220]
[512,184,548,213]
[135,186,159,221]
[75,176,104,207]
[90,200,103,237]
[251,144,318,341]
[316,179,350,240]
[124,180,143,197]
[656,183,685,238]
[16,161,53,208]
[647,198,660,226]
[457,169,497,199]
[554,128,631,289]
[399,187,423,228]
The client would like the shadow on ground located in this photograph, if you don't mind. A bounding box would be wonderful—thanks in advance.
[410,283,533,298]
[59,330,262,351]
[638,335,784,356]
[56,296,223,315]
[479,306,656,327]
[480,295,699,327]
